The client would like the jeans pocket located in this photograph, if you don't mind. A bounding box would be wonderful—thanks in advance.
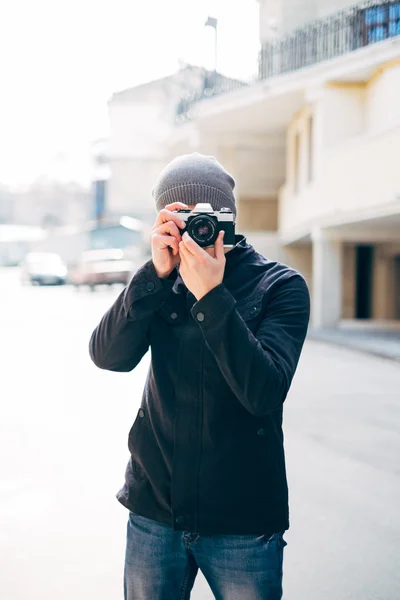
[263,531,288,549]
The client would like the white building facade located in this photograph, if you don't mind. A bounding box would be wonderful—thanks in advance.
[167,0,400,328]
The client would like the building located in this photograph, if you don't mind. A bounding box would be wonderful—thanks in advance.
[31,217,147,266]
[0,185,14,223]
[106,65,244,225]
[168,0,400,328]
[91,138,110,223]
[11,178,91,229]
[0,225,46,266]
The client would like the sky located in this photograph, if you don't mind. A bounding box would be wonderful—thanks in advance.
[0,0,259,188]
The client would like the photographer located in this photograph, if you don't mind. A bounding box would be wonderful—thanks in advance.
[89,153,310,600]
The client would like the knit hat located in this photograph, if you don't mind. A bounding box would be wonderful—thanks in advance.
[152,152,237,218]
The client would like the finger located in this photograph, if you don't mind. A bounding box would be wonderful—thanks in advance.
[179,241,194,264]
[155,209,186,230]
[182,232,209,261]
[214,230,225,261]
[153,234,179,255]
[153,221,182,242]
[164,202,188,212]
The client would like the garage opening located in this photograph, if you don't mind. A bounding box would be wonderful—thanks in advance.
[355,245,374,319]
[395,256,400,320]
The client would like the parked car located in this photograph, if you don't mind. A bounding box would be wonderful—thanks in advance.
[20,252,67,285]
[69,248,133,290]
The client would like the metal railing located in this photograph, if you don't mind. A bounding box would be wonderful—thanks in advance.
[176,0,400,122]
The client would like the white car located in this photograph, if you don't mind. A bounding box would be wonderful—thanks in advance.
[20,252,67,286]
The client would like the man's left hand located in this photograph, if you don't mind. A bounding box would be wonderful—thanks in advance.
[178,231,226,301]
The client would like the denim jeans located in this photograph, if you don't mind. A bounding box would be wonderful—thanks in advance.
[124,510,287,600]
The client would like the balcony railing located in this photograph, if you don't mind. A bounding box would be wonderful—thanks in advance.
[176,0,400,122]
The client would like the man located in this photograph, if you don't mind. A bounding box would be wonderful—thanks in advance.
[89,153,310,600]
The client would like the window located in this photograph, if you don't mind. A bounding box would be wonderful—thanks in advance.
[363,3,400,44]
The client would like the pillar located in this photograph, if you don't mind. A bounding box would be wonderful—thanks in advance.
[312,228,343,328]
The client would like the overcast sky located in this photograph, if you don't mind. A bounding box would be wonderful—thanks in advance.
[0,0,259,187]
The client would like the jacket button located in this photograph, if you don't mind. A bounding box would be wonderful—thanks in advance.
[196,312,205,322]
[145,281,155,292]
[139,409,145,418]
[171,312,178,320]
[257,428,265,436]
[175,516,185,525]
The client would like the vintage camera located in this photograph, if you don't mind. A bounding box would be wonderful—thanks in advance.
[174,203,235,248]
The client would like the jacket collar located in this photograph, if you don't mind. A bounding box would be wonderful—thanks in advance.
[223,234,255,275]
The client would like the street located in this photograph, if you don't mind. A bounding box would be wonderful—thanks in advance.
[1,268,399,600]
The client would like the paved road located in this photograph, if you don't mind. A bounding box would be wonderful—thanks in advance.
[1,268,399,600]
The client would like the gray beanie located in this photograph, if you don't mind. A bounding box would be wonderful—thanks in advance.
[152,152,237,218]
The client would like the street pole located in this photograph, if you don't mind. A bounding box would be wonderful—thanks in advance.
[214,23,218,73]
[205,16,218,74]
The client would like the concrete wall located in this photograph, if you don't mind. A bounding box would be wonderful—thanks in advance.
[238,197,278,232]
[234,145,286,199]
[244,231,284,262]
[342,244,356,319]
[259,0,357,40]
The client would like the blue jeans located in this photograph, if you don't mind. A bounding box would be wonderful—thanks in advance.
[124,510,287,600]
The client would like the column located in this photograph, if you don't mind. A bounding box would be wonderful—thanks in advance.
[312,228,343,328]
[372,247,390,320]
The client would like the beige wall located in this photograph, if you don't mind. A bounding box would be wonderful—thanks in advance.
[281,64,400,235]
[281,123,400,233]
[286,106,313,196]
[238,197,278,232]
[323,85,365,149]
[282,244,312,290]
[373,244,400,320]
[365,63,400,133]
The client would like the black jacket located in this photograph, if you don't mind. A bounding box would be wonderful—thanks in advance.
[89,235,310,535]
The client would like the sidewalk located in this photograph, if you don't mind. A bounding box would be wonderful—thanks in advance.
[308,321,400,362]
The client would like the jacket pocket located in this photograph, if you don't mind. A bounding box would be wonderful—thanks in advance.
[128,407,146,455]
[236,292,264,323]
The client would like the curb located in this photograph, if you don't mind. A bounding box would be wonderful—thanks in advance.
[306,333,400,364]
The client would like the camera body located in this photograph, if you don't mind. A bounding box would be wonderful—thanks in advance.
[174,203,235,248]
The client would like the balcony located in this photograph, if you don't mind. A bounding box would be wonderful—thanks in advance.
[176,0,400,121]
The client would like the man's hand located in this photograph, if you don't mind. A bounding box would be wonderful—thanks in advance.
[178,231,226,301]
[152,203,187,278]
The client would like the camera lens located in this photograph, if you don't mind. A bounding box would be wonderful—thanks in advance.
[188,215,218,247]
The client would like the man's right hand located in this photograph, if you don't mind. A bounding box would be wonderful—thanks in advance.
[152,202,188,279]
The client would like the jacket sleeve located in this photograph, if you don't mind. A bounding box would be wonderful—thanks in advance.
[190,275,310,417]
[89,259,176,372]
